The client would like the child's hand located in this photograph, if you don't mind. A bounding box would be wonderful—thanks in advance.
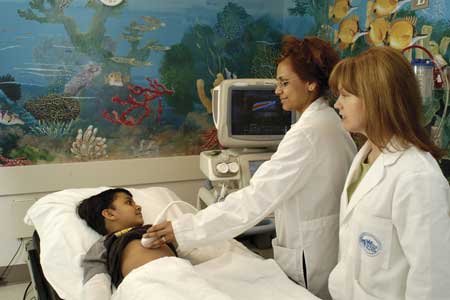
[142,221,176,248]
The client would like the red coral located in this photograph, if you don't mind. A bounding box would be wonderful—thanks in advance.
[103,78,174,126]
[201,128,222,150]
[0,155,32,167]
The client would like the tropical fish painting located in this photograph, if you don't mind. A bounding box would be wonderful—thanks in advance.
[387,17,427,50]
[0,110,24,125]
[110,56,152,67]
[121,34,142,42]
[329,0,358,23]
[130,24,159,32]
[141,16,166,28]
[64,63,102,95]
[334,16,368,50]
[104,72,130,87]
[366,17,390,46]
[146,44,170,51]
[367,0,411,18]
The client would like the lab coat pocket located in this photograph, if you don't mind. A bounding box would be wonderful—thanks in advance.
[353,279,382,300]
[356,212,393,270]
[302,214,339,298]
[272,238,303,286]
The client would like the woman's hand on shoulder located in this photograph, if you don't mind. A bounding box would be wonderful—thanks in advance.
[142,221,177,248]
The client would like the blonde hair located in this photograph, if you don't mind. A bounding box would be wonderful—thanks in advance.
[329,46,444,159]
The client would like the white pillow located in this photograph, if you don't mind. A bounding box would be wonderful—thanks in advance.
[24,187,256,300]
[24,186,190,300]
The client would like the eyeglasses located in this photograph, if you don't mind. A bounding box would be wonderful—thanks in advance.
[275,80,290,89]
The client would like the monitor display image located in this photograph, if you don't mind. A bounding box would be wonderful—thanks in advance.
[231,90,291,136]
[212,79,297,148]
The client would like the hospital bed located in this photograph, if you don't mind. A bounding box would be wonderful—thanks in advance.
[24,186,320,300]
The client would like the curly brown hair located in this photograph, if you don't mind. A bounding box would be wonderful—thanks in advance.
[277,35,340,96]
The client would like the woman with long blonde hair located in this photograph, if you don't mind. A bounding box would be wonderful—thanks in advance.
[328,46,450,300]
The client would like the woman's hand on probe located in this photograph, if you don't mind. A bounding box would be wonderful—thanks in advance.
[143,221,177,248]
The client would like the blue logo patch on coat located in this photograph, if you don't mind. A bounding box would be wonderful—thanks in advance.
[359,232,382,256]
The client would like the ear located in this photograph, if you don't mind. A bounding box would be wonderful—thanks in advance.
[307,81,318,92]
[101,208,116,221]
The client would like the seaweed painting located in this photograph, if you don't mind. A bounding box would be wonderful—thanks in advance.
[289,0,331,39]
[160,2,282,115]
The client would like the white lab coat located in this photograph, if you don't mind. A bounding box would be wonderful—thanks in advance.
[173,98,356,299]
[329,141,450,300]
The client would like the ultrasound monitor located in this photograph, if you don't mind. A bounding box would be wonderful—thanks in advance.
[212,79,296,148]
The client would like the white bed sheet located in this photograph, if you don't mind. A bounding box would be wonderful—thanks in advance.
[113,252,320,300]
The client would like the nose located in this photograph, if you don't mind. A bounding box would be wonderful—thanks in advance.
[275,85,282,96]
[334,97,342,110]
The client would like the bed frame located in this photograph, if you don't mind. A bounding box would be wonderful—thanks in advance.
[26,232,62,300]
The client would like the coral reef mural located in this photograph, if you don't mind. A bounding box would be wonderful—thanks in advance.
[0,0,284,166]
[1,0,448,180]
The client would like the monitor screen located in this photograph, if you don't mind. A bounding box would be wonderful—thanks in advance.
[213,79,297,148]
[231,89,291,136]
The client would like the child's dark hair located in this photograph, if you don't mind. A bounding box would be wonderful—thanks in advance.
[77,188,133,235]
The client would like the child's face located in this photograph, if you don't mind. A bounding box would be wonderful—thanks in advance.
[109,192,144,229]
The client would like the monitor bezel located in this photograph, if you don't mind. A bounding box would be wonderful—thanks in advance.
[227,86,293,141]
[214,79,296,149]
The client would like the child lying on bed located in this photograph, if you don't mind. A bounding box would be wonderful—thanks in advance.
[77,188,177,288]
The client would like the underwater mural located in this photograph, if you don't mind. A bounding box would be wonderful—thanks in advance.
[0,0,285,165]
[1,0,449,179]
[285,0,450,179]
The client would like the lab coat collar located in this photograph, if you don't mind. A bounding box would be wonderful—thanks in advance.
[298,97,329,121]
[341,138,404,224]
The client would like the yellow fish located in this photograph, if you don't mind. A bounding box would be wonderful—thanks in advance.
[104,72,130,87]
[335,16,367,50]
[368,0,411,18]
[366,18,389,46]
[329,0,358,23]
[387,17,426,50]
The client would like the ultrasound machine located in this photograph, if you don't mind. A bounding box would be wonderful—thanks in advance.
[197,79,298,248]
